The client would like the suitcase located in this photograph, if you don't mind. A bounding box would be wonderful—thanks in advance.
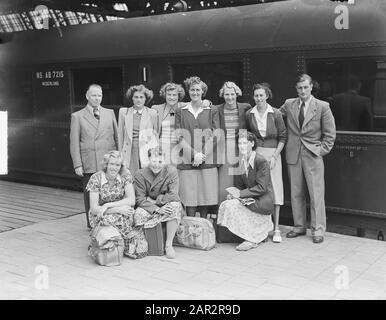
[144,223,166,256]
[211,214,243,244]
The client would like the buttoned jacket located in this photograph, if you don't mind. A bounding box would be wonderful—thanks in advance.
[70,106,118,173]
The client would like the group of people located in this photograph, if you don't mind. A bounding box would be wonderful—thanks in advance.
[69,73,336,259]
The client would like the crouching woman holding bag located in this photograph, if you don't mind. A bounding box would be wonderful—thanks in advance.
[217,131,274,251]
[87,150,149,259]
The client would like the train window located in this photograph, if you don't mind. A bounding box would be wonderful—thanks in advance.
[71,67,123,109]
[172,62,243,105]
[307,59,386,132]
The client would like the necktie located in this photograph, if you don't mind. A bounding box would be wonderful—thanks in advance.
[93,107,100,120]
[298,102,305,128]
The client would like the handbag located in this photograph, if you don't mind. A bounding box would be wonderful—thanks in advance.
[88,224,124,266]
[173,216,216,251]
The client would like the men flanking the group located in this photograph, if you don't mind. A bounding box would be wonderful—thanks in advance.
[71,73,336,260]
[70,84,119,229]
[279,74,336,244]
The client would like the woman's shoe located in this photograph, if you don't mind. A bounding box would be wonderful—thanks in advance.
[272,230,282,243]
[236,241,258,251]
[165,245,176,259]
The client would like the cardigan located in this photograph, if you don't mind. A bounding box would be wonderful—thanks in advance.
[174,104,221,170]
[246,106,287,148]
[234,152,274,215]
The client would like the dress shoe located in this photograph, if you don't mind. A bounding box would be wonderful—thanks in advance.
[286,230,306,238]
[313,236,324,244]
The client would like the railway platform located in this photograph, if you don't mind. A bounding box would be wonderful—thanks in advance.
[0,180,386,300]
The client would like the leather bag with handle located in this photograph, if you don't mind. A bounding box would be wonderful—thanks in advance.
[173,216,216,250]
[88,224,124,266]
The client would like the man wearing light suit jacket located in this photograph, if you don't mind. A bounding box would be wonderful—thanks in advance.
[279,74,336,243]
[70,84,118,228]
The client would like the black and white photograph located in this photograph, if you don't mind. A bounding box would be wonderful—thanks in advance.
[0,0,385,306]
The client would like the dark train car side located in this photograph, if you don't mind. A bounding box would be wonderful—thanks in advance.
[1,0,386,235]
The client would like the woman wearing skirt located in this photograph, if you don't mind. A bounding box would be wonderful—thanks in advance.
[175,76,220,218]
[246,83,287,243]
[218,132,274,251]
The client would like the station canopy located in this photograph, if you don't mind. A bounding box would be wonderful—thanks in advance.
[0,0,288,33]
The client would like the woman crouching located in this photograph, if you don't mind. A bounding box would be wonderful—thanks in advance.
[217,131,274,251]
[134,147,183,259]
[87,150,149,259]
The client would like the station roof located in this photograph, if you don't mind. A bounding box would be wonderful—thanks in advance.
[0,0,287,33]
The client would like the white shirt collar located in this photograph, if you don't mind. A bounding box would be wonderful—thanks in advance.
[182,102,210,119]
[101,171,122,185]
[133,107,144,115]
[242,151,256,170]
[87,104,99,113]
[250,104,274,116]
[299,95,313,110]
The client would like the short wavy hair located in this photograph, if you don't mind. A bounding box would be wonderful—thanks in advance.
[183,76,208,97]
[159,82,185,101]
[148,146,166,158]
[219,81,242,97]
[252,82,273,99]
[237,130,258,151]
[101,150,129,177]
[125,84,154,104]
[296,74,313,86]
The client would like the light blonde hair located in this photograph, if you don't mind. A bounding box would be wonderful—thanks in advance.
[159,82,185,101]
[183,76,208,97]
[102,150,130,177]
[219,81,242,97]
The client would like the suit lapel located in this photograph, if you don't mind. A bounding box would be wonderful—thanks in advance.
[95,107,108,139]
[125,107,134,141]
[142,166,166,192]
[82,107,98,129]
[158,104,166,131]
[302,97,317,127]
[290,98,300,129]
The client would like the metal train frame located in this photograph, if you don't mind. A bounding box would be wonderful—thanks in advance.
[1,0,386,236]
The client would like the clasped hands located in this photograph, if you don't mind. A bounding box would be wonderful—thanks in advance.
[193,152,205,167]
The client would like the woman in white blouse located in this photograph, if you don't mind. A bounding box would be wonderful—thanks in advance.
[246,83,287,243]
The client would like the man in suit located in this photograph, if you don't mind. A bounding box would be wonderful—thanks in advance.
[70,84,118,228]
[331,74,373,131]
[279,74,336,243]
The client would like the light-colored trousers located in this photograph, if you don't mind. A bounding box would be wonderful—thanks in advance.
[287,145,326,236]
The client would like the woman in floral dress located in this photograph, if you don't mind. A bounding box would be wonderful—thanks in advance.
[87,150,149,259]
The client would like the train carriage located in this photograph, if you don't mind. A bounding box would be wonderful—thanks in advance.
[1,0,386,237]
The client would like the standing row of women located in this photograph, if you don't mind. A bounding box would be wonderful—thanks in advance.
[116,76,287,250]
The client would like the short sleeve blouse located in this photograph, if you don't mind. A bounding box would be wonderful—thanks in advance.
[86,171,133,205]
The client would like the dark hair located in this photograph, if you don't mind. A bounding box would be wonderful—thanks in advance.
[237,130,258,151]
[348,74,361,90]
[252,82,272,99]
[147,146,165,158]
[125,84,154,104]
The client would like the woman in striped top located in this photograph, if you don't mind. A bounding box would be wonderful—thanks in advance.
[213,81,251,203]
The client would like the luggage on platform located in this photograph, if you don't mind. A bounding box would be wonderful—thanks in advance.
[88,224,124,266]
[144,223,166,256]
[174,216,216,250]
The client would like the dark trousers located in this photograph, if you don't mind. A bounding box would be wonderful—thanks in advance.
[82,173,94,228]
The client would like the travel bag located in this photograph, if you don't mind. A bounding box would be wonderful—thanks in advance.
[144,223,166,256]
[88,224,124,266]
[173,216,216,250]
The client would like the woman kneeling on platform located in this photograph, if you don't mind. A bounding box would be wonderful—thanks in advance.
[134,147,183,259]
[217,131,274,251]
[87,150,149,259]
